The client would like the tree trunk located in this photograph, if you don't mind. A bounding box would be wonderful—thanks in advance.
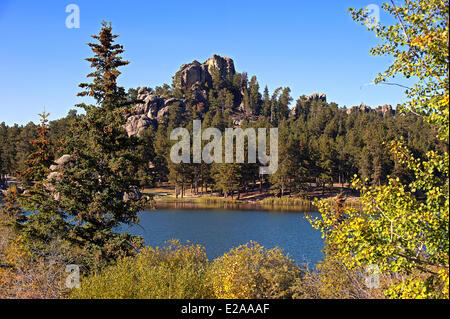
[181,182,184,199]
[259,175,263,194]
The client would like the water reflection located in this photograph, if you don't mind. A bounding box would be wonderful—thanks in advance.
[154,200,319,213]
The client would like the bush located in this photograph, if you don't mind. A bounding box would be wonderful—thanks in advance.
[69,240,213,299]
[0,220,68,299]
[291,254,385,299]
[209,241,301,299]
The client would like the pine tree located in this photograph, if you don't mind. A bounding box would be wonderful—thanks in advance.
[0,184,26,223]
[14,122,38,177]
[269,122,307,196]
[54,22,148,265]
[249,76,261,115]
[277,87,292,121]
[211,68,223,92]
[261,86,271,118]
[17,112,68,247]
[18,112,52,185]
[270,87,282,124]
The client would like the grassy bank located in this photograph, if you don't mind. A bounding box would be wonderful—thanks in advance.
[155,196,243,205]
[151,194,362,212]
[260,197,313,207]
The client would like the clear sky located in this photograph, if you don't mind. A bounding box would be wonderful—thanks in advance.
[0,0,411,126]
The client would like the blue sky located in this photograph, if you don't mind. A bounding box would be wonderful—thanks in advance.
[0,0,410,125]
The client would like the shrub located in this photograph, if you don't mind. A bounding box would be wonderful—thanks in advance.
[291,253,385,299]
[0,223,68,299]
[69,239,213,299]
[209,241,301,299]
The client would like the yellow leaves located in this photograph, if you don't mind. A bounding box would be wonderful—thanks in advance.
[0,230,66,299]
[439,94,449,107]
[3,235,30,268]
[410,33,437,50]
[70,240,213,299]
[209,242,300,299]
[71,241,296,299]
[438,269,449,299]
[410,35,425,49]
[308,151,449,298]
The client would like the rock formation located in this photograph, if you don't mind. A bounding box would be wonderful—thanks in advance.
[174,54,235,91]
[46,154,142,202]
[124,114,155,137]
[45,154,73,201]
[123,88,188,136]
[376,104,395,117]
[124,55,238,136]
[122,55,396,137]
[352,103,372,113]
[347,103,395,117]
[305,93,327,103]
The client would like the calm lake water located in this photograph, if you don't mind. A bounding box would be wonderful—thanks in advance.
[118,203,324,265]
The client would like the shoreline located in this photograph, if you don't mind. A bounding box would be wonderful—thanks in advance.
[144,185,362,211]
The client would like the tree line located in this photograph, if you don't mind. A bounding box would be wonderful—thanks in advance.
[1,73,444,199]
[0,0,448,298]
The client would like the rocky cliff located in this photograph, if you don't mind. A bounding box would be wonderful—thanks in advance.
[124,55,238,136]
[347,103,395,117]
[305,93,327,103]
[123,55,395,136]
[174,54,235,92]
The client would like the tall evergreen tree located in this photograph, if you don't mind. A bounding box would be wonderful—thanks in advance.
[277,87,292,122]
[54,22,148,265]
[261,86,271,118]
[249,76,261,115]
[18,112,52,185]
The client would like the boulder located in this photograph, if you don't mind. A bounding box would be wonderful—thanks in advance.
[164,98,185,108]
[124,115,155,137]
[46,154,75,201]
[47,171,62,182]
[156,105,171,119]
[137,86,152,95]
[54,154,72,166]
[135,90,165,119]
[190,85,208,103]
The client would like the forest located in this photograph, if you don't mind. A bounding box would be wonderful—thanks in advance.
[0,74,443,198]
[0,0,448,300]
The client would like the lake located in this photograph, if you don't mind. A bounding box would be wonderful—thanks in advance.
[118,203,324,265]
